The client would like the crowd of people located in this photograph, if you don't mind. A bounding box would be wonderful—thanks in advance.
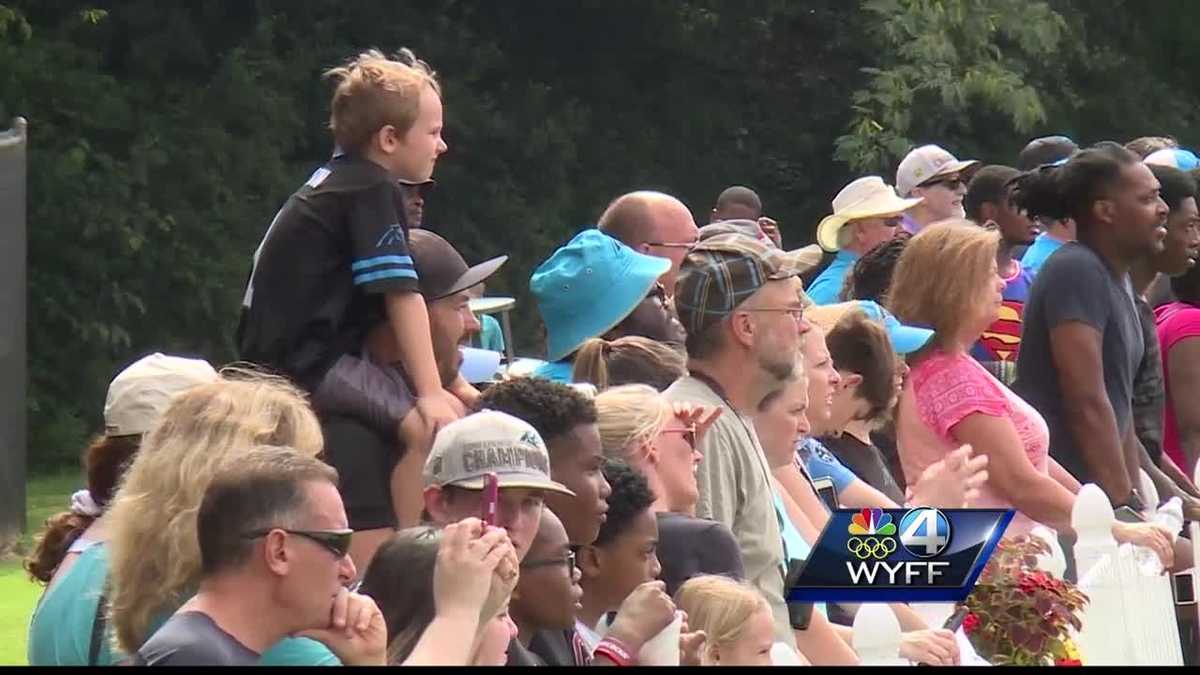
[20,48,1200,666]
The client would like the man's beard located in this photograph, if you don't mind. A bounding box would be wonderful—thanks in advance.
[435,339,465,387]
[757,347,795,383]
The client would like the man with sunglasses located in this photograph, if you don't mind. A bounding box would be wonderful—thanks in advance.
[135,447,386,666]
[895,144,981,234]
[597,190,700,298]
[806,176,922,305]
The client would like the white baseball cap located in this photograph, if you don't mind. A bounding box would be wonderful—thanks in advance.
[896,145,981,197]
[104,353,219,436]
[422,410,576,495]
[815,177,923,252]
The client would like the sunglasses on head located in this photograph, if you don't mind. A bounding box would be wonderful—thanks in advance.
[243,528,354,559]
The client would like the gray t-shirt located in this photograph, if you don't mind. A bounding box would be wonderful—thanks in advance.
[134,611,260,666]
[1014,243,1144,483]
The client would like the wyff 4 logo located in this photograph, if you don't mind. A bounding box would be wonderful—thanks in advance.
[787,507,1012,603]
[844,508,951,585]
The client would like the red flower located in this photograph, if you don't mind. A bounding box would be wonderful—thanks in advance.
[1055,658,1082,666]
[962,612,981,635]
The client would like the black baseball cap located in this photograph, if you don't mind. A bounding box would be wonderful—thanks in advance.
[408,230,507,300]
[1016,136,1079,171]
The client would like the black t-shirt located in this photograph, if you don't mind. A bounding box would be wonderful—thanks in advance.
[819,433,905,505]
[655,512,746,598]
[134,611,260,666]
[505,638,547,666]
[237,155,418,392]
[1015,243,1145,483]
[1132,296,1166,465]
[523,628,581,667]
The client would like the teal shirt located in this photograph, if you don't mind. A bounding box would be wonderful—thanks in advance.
[1020,232,1065,276]
[478,314,505,352]
[805,250,858,305]
[27,543,341,666]
[531,359,573,383]
[771,488,828,619]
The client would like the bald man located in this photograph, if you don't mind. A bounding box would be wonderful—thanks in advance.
[597,191,699,297]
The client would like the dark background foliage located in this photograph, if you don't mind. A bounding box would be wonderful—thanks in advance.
[2,0,1197,469]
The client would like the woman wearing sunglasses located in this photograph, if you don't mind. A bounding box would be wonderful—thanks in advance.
[593,384,740,596]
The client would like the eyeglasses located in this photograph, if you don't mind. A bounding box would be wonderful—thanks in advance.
[243,528,354,559]
[920,177,966,191]
[520,549,577,573]
[741,307,807,322]
[646,240,699,251]
[659,424,697,448]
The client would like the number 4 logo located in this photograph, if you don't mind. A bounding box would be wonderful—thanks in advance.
[899,508,951,558]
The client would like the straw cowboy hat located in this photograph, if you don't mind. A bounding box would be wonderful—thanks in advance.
[815,176,922,252]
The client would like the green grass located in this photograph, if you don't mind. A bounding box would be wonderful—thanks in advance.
[1,471,81,666]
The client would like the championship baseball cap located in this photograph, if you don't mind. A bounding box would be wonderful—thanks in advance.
[104,353,220,437]
[409,230,508,301]
[422,410,576,495]
[1016,135,1079,171]
[674,233,808,337]
[804,300,934,355]
[896,145,981,197]
[1145,147,1200,171]
[530,229,670,362]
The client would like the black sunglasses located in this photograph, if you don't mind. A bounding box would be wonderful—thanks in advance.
[920,176,966,190]
[520,549,577,573]
[244,528,354,559]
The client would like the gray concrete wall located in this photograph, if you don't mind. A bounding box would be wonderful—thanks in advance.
[0,117,27,548]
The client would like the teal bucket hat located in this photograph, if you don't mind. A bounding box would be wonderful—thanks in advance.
[531,229,671,362]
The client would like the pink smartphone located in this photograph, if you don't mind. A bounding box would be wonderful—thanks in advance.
[480,472,499,528]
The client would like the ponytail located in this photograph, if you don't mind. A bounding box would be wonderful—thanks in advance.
[572,338,612,390]
[24,434,140,584]
[1012,141,1138,227]
[571,336,686,392]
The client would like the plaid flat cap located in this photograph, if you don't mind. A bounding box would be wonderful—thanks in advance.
[674,233,809,336]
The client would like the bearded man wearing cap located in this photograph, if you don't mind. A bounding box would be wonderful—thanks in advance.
[663,233,811,656]
[312,230,507,565]
[895,144,981,234]
[805,177,922,305]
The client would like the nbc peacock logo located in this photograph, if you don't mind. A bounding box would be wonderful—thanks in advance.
[845,507,898,560]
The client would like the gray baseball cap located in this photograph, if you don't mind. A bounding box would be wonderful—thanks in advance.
[422,410,576,496]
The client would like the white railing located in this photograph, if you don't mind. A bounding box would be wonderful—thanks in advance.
[1060,483,1184,665]
[850,483,1192,666]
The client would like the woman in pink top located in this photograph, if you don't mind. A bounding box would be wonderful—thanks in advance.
[1157,263,1200,476]
[888,221,1174,561]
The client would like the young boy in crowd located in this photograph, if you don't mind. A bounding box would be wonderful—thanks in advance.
[238,49,476,533]
[507,510,584,666]
[476,378,611,546]
[576,459,664,655]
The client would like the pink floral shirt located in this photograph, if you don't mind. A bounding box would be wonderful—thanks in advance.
[896,349,1050,536]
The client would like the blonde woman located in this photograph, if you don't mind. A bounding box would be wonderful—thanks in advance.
[889,220,1175,564]
[674,575,779,666]
[26,370,333,666]
[593,384,739,596]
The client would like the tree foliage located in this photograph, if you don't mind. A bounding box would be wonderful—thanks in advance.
[2,0,1199,469]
